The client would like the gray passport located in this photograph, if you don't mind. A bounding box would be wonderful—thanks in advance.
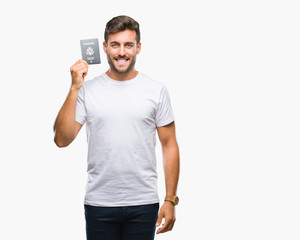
[80,38,101,64]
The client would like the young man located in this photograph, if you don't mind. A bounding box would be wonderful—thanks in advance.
[53,15,180,240]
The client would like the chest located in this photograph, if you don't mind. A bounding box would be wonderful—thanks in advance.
[84,86,158,126]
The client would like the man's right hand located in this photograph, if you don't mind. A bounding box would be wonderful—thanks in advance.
[70,59,88,91]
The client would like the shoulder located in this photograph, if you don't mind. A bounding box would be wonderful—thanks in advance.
[82,74,105,89]
[138,72,166,91]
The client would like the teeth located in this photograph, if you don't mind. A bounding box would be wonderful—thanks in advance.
[118,60,126,62]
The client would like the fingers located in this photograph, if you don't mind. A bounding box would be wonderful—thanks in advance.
[70,59,89,90]
[155,212,163,229]
[70,60,88,73]
[156,217,175,234]
[75,59,88,66]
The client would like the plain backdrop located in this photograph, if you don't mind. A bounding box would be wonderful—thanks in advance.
[0,0,299,239]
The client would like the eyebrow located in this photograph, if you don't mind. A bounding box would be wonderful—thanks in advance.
[110,41,135,45]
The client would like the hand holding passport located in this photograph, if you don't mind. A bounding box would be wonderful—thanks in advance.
[80,38,101,65]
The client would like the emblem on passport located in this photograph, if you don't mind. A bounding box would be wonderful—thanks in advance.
[80,38,101,65]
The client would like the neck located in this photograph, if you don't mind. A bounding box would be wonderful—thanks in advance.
[106,68,138,81]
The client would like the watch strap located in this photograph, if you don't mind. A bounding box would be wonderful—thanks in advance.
[164,196,179,206]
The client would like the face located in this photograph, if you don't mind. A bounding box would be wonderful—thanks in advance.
[103,30,141,75]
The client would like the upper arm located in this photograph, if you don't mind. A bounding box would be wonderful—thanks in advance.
[157,121,177,148]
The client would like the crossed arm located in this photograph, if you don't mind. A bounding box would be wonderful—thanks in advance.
[156,121,180,234]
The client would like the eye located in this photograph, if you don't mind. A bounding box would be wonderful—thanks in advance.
[111,43,118,47]
[126,43,134,48]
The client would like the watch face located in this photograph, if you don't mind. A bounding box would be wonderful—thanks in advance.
[173,196,179,205]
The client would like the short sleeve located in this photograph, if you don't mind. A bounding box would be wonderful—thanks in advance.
[155,86,175,127]
[75,86,87,125]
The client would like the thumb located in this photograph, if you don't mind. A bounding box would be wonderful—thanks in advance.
[156,212,163,227]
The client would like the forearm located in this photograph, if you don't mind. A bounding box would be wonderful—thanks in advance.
[162,143,180,196]
[53,87,79,147]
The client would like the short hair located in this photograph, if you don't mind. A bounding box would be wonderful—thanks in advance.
[104,15,140,44]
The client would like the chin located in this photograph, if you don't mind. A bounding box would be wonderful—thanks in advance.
[113,67,130,74]
[112,63,135,74]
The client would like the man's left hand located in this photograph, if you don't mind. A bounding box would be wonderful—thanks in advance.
[155,201,176,234]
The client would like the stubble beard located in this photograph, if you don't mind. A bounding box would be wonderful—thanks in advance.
[107,53,137,74]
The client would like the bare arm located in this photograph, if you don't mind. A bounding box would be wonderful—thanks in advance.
[155,121,180,234]
[53,59,88,147]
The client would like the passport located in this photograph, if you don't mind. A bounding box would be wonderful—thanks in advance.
[80,38,101,64]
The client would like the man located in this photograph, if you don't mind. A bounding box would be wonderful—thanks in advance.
[53,15,180,240]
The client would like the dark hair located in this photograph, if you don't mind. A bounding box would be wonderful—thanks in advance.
[104,15,140,44]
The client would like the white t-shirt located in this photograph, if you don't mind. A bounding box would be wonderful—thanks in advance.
[76,72,175,207]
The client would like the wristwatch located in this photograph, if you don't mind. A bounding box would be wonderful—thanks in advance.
[164,196,179,206]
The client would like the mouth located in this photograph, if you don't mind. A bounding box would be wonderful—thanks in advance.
[114,58,129,66]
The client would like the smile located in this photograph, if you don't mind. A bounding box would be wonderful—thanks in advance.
[115,58,129,66]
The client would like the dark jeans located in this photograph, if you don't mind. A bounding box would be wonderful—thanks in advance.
[84,203,159,240]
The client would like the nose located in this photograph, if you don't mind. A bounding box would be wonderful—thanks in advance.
[118,45,125,56]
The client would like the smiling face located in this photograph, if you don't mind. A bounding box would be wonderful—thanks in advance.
[103,29,141,80]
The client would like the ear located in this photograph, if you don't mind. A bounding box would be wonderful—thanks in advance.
[136,42,141,55]
[103,41,107,53]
